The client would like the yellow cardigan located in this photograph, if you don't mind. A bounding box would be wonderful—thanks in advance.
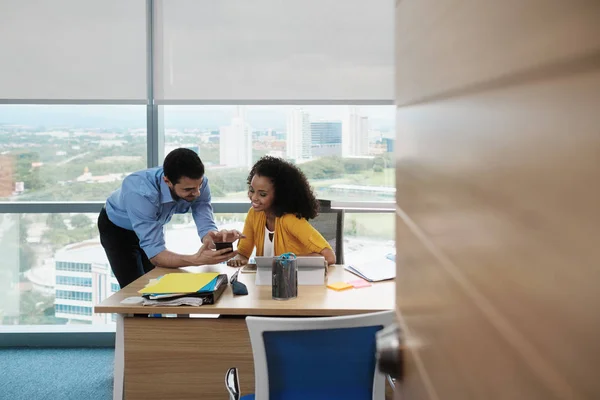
[237,207,332,258]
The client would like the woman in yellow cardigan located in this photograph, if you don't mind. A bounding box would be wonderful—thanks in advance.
[227,156,336,266]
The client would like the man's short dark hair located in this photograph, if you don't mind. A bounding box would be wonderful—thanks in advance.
[163,148,204,184]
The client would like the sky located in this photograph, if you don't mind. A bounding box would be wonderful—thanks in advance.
[0,105,395,131]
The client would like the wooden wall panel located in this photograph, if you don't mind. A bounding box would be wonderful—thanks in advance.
[397,219,559,400]
[395,1,600,399]
[396,0,600,105]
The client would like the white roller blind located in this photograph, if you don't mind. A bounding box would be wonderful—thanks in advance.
[155,0,394,101]
[0,0,147,101]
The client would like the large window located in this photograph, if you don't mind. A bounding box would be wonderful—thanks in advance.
[0,213,107,326]
[164,211,395,269]
[0,0,395,337]
[0,105,147,202]
[162,105,395,202]
[0,210,394,326]
[344,213,395,261]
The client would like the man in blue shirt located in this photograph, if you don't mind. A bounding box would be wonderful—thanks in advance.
[98,148,242,288]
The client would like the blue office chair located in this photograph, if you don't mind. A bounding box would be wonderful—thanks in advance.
[225,310,395,400]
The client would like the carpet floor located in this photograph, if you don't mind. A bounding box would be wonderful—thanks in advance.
[0,347,113,400]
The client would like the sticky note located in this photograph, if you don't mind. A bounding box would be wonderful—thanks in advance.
[327,282,353,291]
[348,279,372,289]
[139,272,219,294]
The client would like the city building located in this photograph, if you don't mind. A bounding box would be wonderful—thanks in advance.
[311,143,342,157]
[54,239,119,324]
[344,106,369,157]
[286,109,311,161]
[219,106,252,168]
[311,121,342,157]
[311,120,342,146]
[382,137,395,153]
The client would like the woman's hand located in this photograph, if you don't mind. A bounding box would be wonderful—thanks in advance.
[227,254,249,267]
[321,248,336,265]
[307,249,336,265]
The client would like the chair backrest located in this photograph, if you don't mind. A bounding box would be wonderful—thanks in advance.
[246,310,395,400]
[310,199,344,264]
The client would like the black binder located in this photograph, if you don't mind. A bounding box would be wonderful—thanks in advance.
[141,274,228,305]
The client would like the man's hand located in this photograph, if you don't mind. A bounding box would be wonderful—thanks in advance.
[203,229,245,248]
[202,231,218,249]
[193,243,237,266]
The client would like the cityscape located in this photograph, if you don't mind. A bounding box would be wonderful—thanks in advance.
[0,105,396,326]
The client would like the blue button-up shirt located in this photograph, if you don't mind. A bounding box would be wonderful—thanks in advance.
[105,167,218,259]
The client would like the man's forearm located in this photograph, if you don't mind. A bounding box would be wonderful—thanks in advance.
[150,250,197,268]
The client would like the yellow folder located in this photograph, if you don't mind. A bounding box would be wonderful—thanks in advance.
[138,272,219,294]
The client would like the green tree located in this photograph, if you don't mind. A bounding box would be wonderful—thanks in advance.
[373,157,385,173]
[208,168,249,197]
[15,152,46,191]
[343,158,372,174]
[344,217,358,237]
[19,216,36,274]
[70,214,92,229]
[209,184,225,198]
[43,230,71,250]
[46,214,67,230]
[18,291,68,325]
[300,157,344,180]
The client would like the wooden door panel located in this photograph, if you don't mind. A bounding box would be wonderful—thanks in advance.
[395,2,600,398]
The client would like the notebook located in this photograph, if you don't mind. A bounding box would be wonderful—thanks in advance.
[344,258,395,282]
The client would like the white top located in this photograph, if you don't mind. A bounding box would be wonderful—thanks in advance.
[263,226,275,257]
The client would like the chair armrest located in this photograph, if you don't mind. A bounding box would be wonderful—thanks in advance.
[225,367,241,400]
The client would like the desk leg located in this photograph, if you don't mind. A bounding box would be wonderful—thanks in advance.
[114,313,125,400]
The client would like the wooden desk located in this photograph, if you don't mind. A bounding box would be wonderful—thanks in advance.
[95,265,394,400]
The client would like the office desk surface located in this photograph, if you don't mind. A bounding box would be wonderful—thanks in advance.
[95,264,394,316]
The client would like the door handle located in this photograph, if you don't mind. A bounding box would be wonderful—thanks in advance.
[376,323,404,382]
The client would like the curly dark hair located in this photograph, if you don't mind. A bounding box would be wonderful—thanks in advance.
[247,156,319,220]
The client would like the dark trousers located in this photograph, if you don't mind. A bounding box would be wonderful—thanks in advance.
[98,207,155,288]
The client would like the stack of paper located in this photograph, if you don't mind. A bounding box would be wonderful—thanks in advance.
[139,273,219,299]
[345,258,396,282]
[142,297,205,307]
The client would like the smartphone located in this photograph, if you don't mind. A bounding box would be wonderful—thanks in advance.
[215,242,234,252]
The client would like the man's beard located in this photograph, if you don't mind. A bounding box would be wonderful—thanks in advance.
[169,188,182,201]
